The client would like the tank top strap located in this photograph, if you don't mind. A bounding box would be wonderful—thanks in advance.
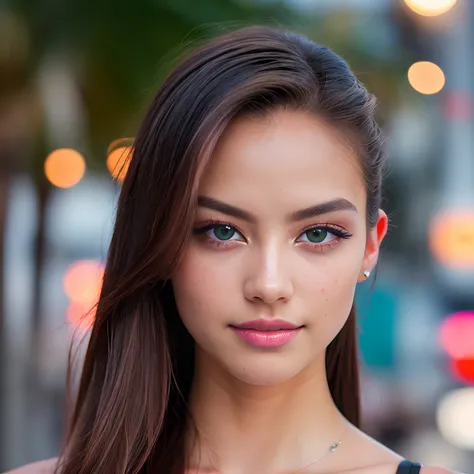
[396,460,422,474]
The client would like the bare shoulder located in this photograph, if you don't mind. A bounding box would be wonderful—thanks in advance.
[422,468,464,474]
[347,464,464,474]
[337,426,464,474]
[3,458,58,474]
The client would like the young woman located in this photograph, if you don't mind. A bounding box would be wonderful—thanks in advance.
[8,26,461,474]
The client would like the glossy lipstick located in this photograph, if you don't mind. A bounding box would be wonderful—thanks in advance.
[230,319,303,348]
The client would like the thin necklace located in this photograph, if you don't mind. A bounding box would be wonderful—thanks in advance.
[289,438,343,474]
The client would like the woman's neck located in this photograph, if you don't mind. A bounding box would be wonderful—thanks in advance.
[185,348,350,474]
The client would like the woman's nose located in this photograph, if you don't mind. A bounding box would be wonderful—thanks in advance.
[243,246,294,305]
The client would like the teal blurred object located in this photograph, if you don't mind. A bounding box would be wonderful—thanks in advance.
[356,283,398,370]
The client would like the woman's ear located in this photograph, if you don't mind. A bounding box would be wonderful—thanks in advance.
[358,209,389,282]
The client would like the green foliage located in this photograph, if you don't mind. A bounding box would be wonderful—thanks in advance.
[4,0,295,172]
[2,1,414,174]
[304,10,412,121]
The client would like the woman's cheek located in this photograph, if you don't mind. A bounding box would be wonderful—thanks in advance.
[305,254,360,335]
[172,248,237,328]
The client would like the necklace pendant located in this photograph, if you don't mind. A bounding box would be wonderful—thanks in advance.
[329,441,341,452]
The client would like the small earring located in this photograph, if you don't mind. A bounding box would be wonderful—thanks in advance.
[363,270,371,279]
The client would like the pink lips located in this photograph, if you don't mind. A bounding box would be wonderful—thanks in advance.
[230,319,303,348]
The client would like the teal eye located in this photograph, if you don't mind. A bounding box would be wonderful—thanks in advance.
[304,228,328,243]
[212,224,236,241]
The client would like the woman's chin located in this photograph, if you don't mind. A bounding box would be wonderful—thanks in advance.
[223,357,314,387]
[195,343,325,387]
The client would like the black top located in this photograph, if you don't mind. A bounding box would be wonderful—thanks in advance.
[396,460,422,474]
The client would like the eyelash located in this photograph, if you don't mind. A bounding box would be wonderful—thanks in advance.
[192,219,353,251]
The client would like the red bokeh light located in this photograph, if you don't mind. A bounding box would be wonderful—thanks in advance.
[439,311,474,359]
[450,358,474,385]
[444,91,473,121]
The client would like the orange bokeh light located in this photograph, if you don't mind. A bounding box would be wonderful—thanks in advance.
[63,260,104,306]
[429,210,474,268]
[67,301,97,331]
[107,146,132,182]
[44,148,86,188]
[408,61,445,95]
[64,260,104,330]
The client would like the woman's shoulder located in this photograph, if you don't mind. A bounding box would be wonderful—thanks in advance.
[3,460,463,474]
[421,469,463,474]
[346,428,464,474]
[351,464,463,474]
[365,464,463,474]
[3,458,58,474]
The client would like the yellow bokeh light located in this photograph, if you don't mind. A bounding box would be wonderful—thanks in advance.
[404,0,457,17]
[107,142,133,182]
[44,148,86,188]
[63,260,104,306]
[408,61,445,95]
[429,210,474,268]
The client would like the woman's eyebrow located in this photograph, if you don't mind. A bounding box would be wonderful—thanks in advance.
[197,196,358,223]
[197,196,256,223]
[289,198,358,222]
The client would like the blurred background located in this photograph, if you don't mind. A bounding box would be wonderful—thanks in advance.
[1,0,474,471]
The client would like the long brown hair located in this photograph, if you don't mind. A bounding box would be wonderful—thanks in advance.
[56,25,387,474]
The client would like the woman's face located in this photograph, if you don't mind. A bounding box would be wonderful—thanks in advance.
[172,110,387,386]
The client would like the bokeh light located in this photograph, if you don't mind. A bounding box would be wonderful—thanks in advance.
[63,260,104,330]
[66,302,97,332]
[439,311,474,359]
[436,388,474,449]
[444,91,473,120]
[63,260,104,305]
[404,0,458,17]
[107,140,133,182]
[44,148,86,188]
[408,61,445,95]
[429,210,474,268]
[450,358,474,385]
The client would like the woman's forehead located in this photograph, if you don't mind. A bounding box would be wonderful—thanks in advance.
[198,110,366,216]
